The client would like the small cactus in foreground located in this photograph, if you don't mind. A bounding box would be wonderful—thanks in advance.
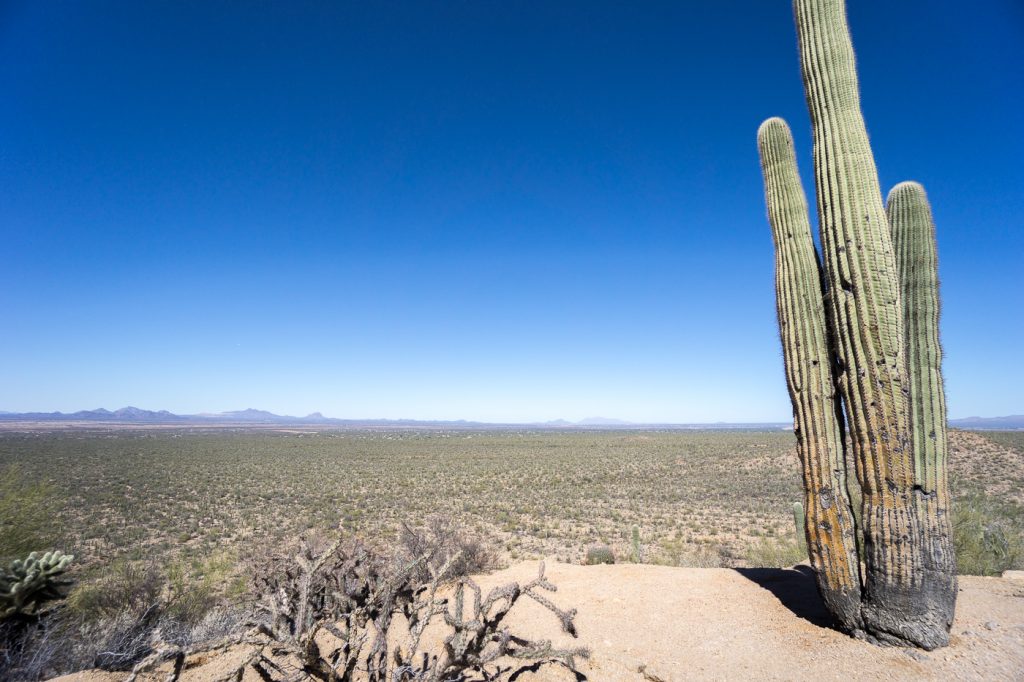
[1,550,74,619]
[757,0,956,649]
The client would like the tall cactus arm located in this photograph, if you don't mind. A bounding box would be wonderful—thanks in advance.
[794,0,910,500]
[793,0,956,648]
[887,181,949,499]
[758,117,863,633]
[886,184,956,633]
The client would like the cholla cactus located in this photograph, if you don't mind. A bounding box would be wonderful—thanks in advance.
[0,550,74,619]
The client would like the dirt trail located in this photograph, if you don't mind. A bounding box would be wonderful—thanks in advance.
[51,562,1024,682]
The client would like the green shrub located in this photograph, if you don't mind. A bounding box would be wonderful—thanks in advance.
[654,539,722,568]
[744,537,806,568]
[0,466,55,563]
[953,492,1024,576]
[584,545,615,565]
[65,560,163,620]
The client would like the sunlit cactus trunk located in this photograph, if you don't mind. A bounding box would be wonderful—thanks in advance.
[756,0,957,650]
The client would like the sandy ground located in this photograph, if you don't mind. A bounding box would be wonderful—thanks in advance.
[51,562,1024,682]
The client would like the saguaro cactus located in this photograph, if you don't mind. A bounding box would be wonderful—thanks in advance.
[757,0,956,649]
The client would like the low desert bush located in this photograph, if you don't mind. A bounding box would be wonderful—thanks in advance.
[65,560,162,620]
[584,545,615,565]
[953,491,1024,576]
[0,467,55,563]
[743,536,807,568]
[398,515,498,584]
[1,557,244,680]
[654,539,722,568]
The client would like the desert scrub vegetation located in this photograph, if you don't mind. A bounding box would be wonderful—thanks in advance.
[973,430,1024,455]
[0,551,246,680]
[0,426,1017,676]
[951,430,1024,504]
[398,515,498,585]
[947,431,1024,575]
[952,488,1024,577]
[0,428,812,573]
[743,538,807,570]
[0,466,58,563]
[0,526,585,681]
[584,545,615,566]
[0,428,1018,579]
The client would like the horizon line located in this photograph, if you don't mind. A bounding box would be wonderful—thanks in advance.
[0,405,1020,426]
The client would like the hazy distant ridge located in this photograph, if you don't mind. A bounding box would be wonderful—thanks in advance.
[0,407,789,429]
[0,407,1020,430]
[948,415,1024,430]
[0,406,188,422]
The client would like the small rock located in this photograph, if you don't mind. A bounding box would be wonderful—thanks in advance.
[904,649,929,662]
[961,630,975,637]
[984,621,998,631]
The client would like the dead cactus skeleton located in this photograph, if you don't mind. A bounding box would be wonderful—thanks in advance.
[130,535,587,682]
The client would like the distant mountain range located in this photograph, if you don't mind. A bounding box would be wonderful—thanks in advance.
[0,406,448,426]
[0,406,190,422]
[0,407,790,430]
[949,415,1024,430]
[0,407,1019,430]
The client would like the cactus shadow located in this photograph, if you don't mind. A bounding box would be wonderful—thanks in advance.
[733,565,837,630]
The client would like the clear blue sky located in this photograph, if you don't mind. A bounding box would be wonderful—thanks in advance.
[1,1,1021,422]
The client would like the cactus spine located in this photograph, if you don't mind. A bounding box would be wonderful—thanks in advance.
[757,0,957,649]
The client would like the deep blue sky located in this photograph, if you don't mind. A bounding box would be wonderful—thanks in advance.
[2,1,1022,422]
